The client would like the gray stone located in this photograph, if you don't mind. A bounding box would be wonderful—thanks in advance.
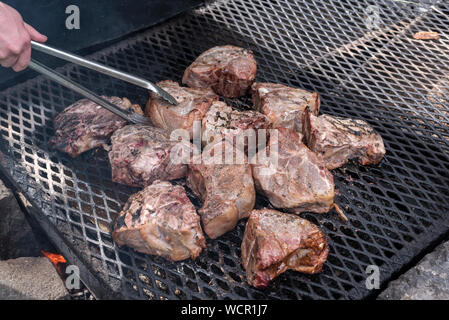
[0,179,40,259]
[0,257,69,300]
[378,241,449,300]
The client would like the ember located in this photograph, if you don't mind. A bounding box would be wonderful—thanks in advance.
[41,250,66,267]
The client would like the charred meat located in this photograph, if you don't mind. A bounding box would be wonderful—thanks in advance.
[251,82,320,132]
[182,45,257,98]
[109,124,192,187]
[241,208,329,288]
[251,127,334,214]
[201,100,271,148]
[187,140,255,239]
[51,97,142,157]
[303,109,386,170]
[145,80,218,138]
[112,180,206,261]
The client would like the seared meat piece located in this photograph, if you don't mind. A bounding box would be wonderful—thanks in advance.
[251,127,334,214]
[251,82,320,133]
[201,101,271,148]
[187,140,255,239]
[109,124,192,187]
[241,208,329,288]
[182,45,257,98]
[303,109,386,170]
[145,80,218,138]
[51,97,142,157]
[112,180,206,261]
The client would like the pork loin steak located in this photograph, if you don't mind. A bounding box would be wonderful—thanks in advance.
[251,82,320,133]
[182,45,257,98]
[303,109,386,170]
[51,97,142,157]
[241,208,329,288]
[109,124,192,187]
[201,100,271,149]
[187,140,255,239]
[112,180,206,261]
[145,80,218,139]
[251,127,334,214]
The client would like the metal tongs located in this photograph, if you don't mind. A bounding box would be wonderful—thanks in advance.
[28,41,178,125]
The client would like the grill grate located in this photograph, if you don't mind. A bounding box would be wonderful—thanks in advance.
[1,0,449,300]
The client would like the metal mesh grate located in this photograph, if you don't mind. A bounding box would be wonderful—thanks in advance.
[1,0,449,299]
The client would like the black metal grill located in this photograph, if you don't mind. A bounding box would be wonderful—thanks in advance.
[1,0,449,300]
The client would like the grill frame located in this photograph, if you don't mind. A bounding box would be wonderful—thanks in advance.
[1,0,449,300]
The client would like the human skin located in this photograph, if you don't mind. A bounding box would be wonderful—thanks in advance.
[0,2,47,71]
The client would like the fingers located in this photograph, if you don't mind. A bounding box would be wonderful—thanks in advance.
[0,54,19,68]
[7,26,31,71]
[7,23,46,71]
[24,23,47,42]
[0,3,45,71]
[12,42,31,71]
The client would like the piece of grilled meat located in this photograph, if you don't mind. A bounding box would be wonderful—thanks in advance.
[303,109,386,170]
[112,180,206,261]
[109,124,192,187]
[182,45,257,98]
[51,97,142,157]
[241,208,329,288]
[201,101,271,149]
[251,127,334,214]
[187,140,255,239]
[251,82,320,133]
[145,80,218,139]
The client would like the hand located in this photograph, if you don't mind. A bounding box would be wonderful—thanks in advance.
[0,2,47,71]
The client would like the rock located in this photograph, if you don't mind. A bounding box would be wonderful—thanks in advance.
[0,257,69,300]
[378,241,449,300]
[0,179,40,259]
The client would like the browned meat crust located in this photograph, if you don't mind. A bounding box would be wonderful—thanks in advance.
[182,45,257,98]
[251,82,320,133]
[251,127,334,214]
[108,124,192,187]
[145,80,218,139]
[51,97,142,157]
[112,180,206,261]
[201,100,271,148]
[303,109,386,170]
[241,208,329,288]
[187,140,255,239]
